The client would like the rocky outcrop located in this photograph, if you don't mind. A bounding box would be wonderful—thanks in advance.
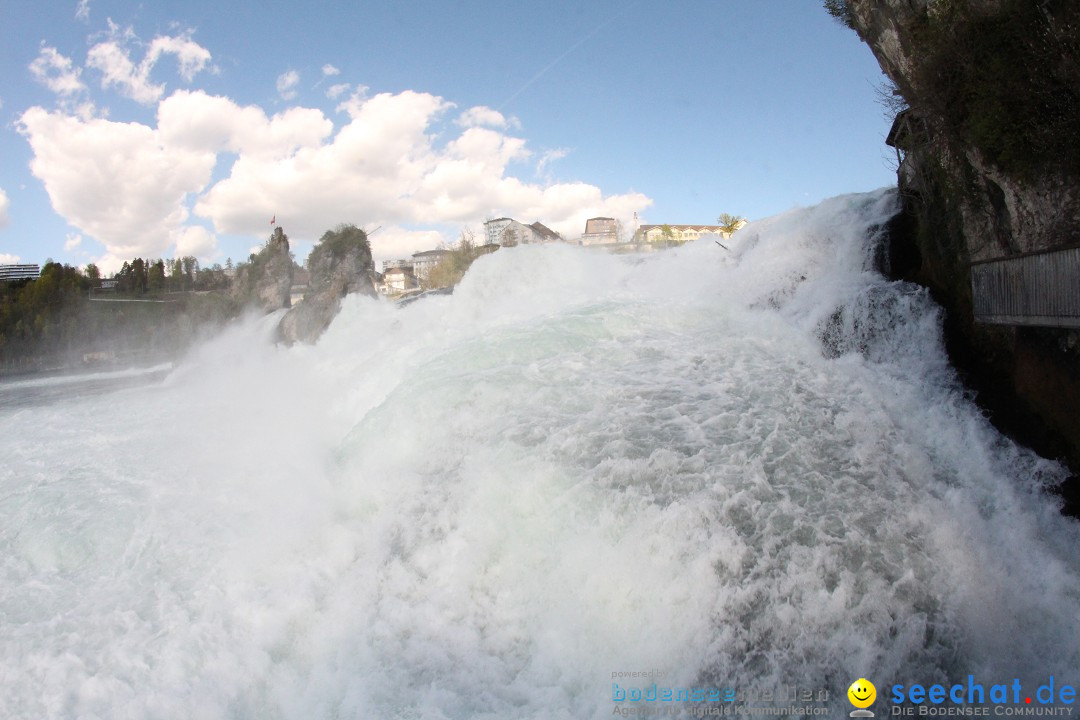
[839,0,1080,508]
[232,226,294,313]
[278,224,376,344]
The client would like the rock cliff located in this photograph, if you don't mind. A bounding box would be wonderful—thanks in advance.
[836,0,1080,508]
[278,224,376,344]
[232,226,294,313]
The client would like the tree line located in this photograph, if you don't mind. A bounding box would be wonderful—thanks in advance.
[96,256,234,295]
[0,255,246,373]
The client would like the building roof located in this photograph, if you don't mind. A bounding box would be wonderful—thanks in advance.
[584,217,617,234]
[412,249,451,259]
[885,108,927,151]
[529,222,561,241]
[385,266,416,277]
[639,225,729,232]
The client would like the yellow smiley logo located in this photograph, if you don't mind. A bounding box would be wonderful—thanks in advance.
[848,678,876,709]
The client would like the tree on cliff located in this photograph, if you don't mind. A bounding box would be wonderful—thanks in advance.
[232,226,294,312]
[276,224,375,345]
[823,0,855,29]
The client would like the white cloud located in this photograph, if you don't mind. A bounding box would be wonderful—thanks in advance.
[326,82,350,100]
[75,0,90,21]
[334,86,370,116]
[174,225,216,258]
[194,89,651,241]
[148,34,213,82]
[536,147,569,177]
[158,89,332,158]
[64,232,83,250]
[29,46,86,96]
[456,105,515,130]
[369,227,448,264]
[322,64,340,76]
[0,253,21,264]
[18,86,651,271]
[86,22,212,105]
[18,105,218,268]
[0,188,9,228]
[277,70,299,100]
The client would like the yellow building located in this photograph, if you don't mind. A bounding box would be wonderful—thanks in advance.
[634,223,744,245]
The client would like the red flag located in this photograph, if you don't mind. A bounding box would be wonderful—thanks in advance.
[270,215,276,225]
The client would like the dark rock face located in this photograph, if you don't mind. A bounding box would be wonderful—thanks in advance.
[278,225,376,345]
[843,0,1080,506]
[233,227,294,313]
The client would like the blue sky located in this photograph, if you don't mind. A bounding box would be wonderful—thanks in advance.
[0,1,894,270]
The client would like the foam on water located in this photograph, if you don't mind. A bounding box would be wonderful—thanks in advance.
[1,190,1077,719]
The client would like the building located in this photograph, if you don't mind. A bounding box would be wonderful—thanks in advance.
[411,249,451,283]
[382,258,412,271]
[382,265,418,294]
[0,264,41,282]
[581,217,619,246]
[484,218,564,247]
[634,224,737,245]
[527,221,561,243]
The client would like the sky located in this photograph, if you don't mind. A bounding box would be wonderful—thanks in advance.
[0,1,895,272]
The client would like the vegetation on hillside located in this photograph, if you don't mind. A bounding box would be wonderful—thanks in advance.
[426,232,494,289]
[0,260,237,372]
[312,224,372,265]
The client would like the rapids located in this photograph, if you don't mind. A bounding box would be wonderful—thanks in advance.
[1,190,1077,719]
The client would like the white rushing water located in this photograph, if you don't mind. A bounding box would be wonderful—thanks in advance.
[1,190,1078,719]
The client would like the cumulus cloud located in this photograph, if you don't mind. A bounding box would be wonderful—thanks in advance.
[158,89,332,158]
[18,86,651,270]
[0,253,21,264]
[86,22,212,105]
[0,188,9,228]
[322,64,340,76]
[30,46,86,96]
[75,0,90,21]
[194,89,651,241]
[456,105,518,130]
[174,224,216,258]
[18,105,217,269]
[276,70,299,100]
[64,232,82,250]
[369,227,448,264]
[334,86,370,116]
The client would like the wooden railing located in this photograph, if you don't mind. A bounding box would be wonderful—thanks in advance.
[971,246,1080,328]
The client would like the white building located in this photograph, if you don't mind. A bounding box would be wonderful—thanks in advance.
[382,265,418,294]
[0,264,41,282]
[484,218,563,247]
[634,224,741,245]
[411,249,451,283]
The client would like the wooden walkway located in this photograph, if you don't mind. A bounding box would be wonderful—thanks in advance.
[971,246,1080,328]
